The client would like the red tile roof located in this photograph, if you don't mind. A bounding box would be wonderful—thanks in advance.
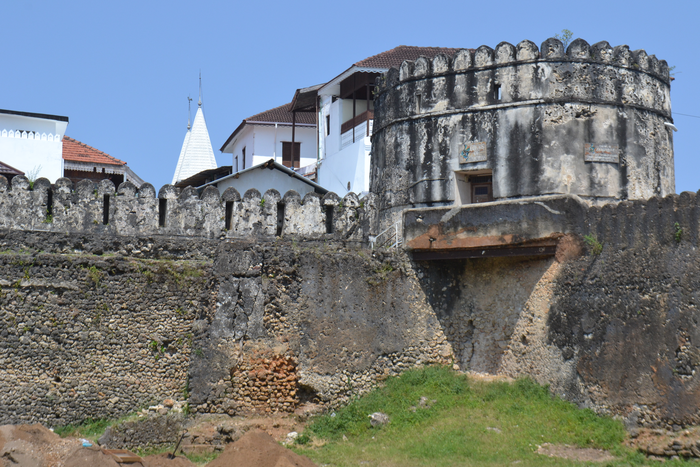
[62,136,125,166]
[245,103,316,125]
[354,45,466,69]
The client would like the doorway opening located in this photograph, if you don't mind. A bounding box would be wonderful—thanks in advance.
[455,170,494,205]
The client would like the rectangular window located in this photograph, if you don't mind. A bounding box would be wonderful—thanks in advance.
[469,175,494,203]
[326,115,331,136]
[242,147,246,170]
[282,142,301,169]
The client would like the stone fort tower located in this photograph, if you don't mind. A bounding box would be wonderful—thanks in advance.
[370,38,674,227]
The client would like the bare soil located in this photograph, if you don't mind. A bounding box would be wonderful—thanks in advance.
[205,429,315,467]
[537,443,615,462]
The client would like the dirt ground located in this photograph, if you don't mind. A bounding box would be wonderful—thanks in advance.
[206,430,315,467]
[0,418,317,467]
[537,443,616,462]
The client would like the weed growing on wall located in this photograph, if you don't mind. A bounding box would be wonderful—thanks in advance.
[674,222,683,243]
[86,266,103,287]
[583,234,603,255]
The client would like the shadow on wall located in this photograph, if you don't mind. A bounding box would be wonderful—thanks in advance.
[415,256,555,373]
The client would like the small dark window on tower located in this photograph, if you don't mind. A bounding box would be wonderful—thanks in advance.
[46,189,53,219]
[103,194,110,225]
[416,94,422,113]
[325,205,334,234]
[159,199,167,227]
[326,115,331,136]
[494,84,502,102]
[225,201,233,230]
[276,202,285,236]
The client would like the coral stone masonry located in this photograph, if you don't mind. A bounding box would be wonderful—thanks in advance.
[0,38,695,433]
[371,38,674,229]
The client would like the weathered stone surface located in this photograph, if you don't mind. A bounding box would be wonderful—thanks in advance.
[372,39,674,230]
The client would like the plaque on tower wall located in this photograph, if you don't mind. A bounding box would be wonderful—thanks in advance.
[584,143,620,163]
[459,141,488,163]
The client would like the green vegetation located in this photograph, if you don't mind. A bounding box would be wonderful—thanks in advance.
[86,265,103,287]
[54,417,124,442]
[554,29,573,49]
[55,415,219,466]
[674,222,683,243]
[583,234,603,256]
[295,366,638,466]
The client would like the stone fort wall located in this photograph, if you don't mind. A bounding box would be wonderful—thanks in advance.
[371,38,674,229]
[3,181,700,430]
[0,175,377,241]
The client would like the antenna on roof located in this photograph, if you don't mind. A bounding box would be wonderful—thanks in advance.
[198,71,202,107]
[187,96,193,130]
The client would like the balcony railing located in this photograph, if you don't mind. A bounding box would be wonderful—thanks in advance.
[341,120,373,150]
[340,110,374,135]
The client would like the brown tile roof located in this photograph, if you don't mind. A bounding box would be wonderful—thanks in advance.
[62,136,125,166]
[221,103,316,152]
[0,161,23,176]
[354,45,466,69]
[245,103,316,125]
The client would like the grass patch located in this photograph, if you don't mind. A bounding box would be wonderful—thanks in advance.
[295,366,636,466]
[53,418,115,442]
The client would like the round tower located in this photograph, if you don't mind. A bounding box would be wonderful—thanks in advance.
[371,38,674,229]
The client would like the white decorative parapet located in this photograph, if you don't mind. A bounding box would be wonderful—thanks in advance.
[1,129,61,142]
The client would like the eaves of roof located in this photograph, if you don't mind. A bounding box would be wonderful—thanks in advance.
[220,118,315,153]
[0,108,69,123]
[199,158,328,194]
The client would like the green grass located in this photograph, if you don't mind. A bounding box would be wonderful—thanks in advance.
[53,417,116,442]
[294,366,655,466]
[54,416,221,466]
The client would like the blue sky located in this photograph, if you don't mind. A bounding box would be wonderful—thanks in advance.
[2,0,698,193]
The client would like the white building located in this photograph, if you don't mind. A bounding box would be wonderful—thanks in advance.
[199,159,327,198]
[0,109,69,182]
[290,46,460,195]
[220,103,316,175]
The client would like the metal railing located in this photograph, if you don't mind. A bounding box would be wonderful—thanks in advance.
[369,221,402,250]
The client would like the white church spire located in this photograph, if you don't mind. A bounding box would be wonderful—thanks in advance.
[172,77,217,184]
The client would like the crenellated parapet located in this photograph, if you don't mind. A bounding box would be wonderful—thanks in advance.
[371,37,675,230]
[374,38,671,127]
[0,175,377,241]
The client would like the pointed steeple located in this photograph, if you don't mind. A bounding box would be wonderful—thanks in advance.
[172,81,217,184]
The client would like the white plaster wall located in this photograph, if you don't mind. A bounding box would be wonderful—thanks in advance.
[247,125,316,169]
[0,114,67,182]
[227,124,316,172]
[317,138,370,195]
[214,167,318,198]
[320,97,342,157]
[227,127,256,172]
